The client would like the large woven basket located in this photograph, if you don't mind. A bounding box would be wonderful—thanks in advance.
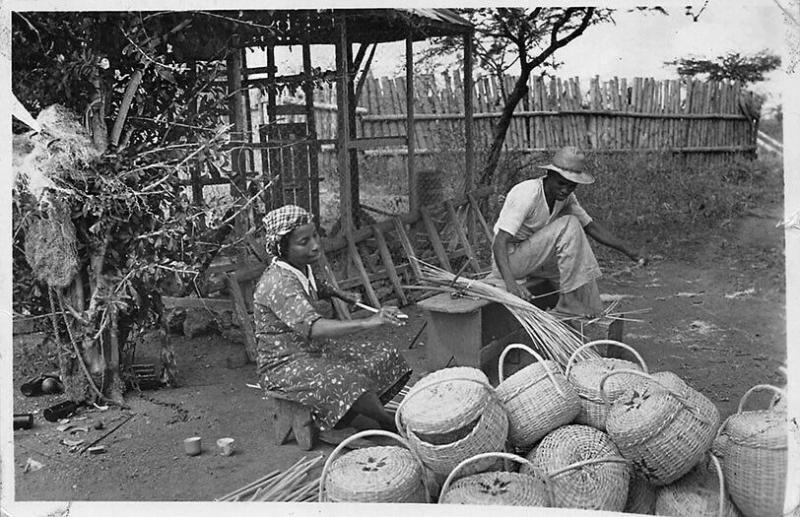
[395,367,509,477]
[565,339,649,431]
[714,384,787,517]
[625,470,658,515]
[602,369,719,486]
[523,424,630,511]
[655,454,741,517]
[319,430,429,503]
[496,344,581,449]
[439,451,551,506]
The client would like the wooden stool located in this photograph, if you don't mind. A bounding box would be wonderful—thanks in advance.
[265,394,318,451]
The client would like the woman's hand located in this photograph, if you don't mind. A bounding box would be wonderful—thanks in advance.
[367,306,407,327]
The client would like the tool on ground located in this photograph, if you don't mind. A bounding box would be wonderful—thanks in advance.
[14,413,34,430]
[79,413,135,454]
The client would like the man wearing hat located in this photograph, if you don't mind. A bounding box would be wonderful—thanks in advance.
[490,146,644,317]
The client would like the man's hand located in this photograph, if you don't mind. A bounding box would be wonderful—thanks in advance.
[505,280,532,302]
[338,290,362,306]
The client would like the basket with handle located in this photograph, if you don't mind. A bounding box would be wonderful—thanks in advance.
[496,343,581,449]
[565,339,649,431]
[714,384,786,517]
[439,451,551,506]
[318,429,430,503]
[395,367,509,477]
[522,424,631,511]
[601,369,720,486]
[655,453,741,517]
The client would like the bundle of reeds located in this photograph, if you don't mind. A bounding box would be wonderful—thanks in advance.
[215,455,323,502]
[411,260,597,368]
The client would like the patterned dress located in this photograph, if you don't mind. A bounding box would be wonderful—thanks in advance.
[253,260,411,431]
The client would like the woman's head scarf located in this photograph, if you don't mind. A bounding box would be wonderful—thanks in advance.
[262,205,313,256]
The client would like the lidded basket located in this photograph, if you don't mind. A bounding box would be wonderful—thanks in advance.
[395,367,509,476]
[439,452,551,506]
[496,344,581,449]
[655,453,741,517]
[714,384,787,517]
[319,430,429,503]
[523,424,630,511]
[565,339,649,431]
[602,369,719,486]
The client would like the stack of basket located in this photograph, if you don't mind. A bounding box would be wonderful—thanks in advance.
[395,367,509,479]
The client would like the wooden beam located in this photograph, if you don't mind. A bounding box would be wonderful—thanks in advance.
[346,39,360,227]
[371,225,408,306]
[317,249,352,320]
[303,41,320,220]
[468,192,494,243]
[406,32,417,214]
[335,15,353,235]
[464,30,476,243]
[346,236,381,307]
[419,207,453,273]
[445,200,481,274]
[392,216,422,283]
[347,136,408,149]
[266,44,277,125]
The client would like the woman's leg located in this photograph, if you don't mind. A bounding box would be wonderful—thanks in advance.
[348,391,397,432]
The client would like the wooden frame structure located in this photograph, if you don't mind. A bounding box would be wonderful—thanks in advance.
[204,9,475,241]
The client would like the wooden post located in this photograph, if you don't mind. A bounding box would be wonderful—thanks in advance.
[226,40,249,260]
[347,40,360,226]
[302,41,320,220]
[267,43,277,125]
[463,29,475,242]
[335,15,353,235]
[188,60,203,205]
[406,32,417,215]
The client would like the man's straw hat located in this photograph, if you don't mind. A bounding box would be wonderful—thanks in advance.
[538,146,595,184]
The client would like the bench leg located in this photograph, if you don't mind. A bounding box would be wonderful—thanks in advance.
[266,398,318,450]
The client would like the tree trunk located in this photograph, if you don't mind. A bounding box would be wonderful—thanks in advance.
[478,69,533,186]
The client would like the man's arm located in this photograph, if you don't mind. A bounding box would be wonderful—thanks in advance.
[583,220,643,262]
[492,230,532,301]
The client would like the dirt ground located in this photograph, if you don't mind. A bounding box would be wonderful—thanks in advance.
[10,200,786,502]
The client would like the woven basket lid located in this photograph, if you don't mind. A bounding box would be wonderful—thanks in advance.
[497,359,561,400]
[655,462,741,517]
[402,367,492,435]
[605,382,684,436]
[325,445,423,503]
[724,410,787,449]
[440,471,549,506]
[569,358,644,402]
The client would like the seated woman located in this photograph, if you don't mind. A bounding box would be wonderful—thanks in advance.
[253,205,411,433]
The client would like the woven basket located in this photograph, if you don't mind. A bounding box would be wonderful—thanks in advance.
[565,339,649,431]
[496,344,581,449]
[715,384,787,517]
[602,369,720,486]
[319,430,429,503]
[625,470,658,515]
[523,424,630,510]
[396,368,509,477]
[655,454,741,517]
[439,451,551,506]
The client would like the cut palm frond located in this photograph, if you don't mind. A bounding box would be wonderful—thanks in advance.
[216,455,323,502]
[412,259,598,368]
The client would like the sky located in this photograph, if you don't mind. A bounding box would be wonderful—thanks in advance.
[262,2,791,111]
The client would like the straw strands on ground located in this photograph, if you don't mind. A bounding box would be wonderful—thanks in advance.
[215,455,323,502]
[411,260,598,368]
